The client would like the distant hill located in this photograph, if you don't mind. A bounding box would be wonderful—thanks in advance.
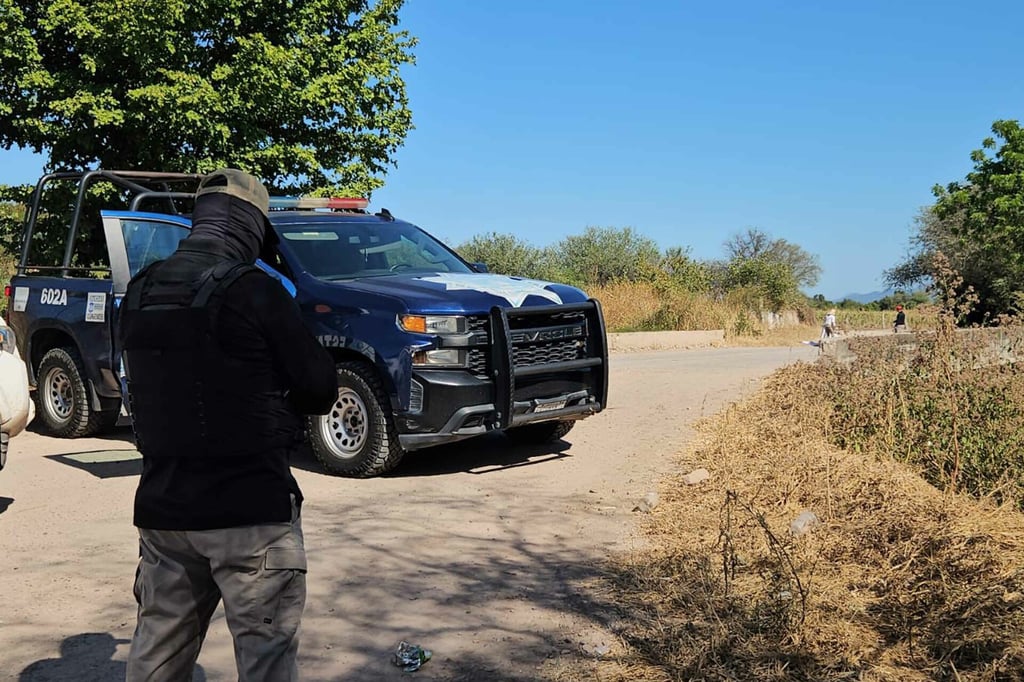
[837,288,896,304]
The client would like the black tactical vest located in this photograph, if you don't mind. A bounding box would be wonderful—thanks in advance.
[120,261,296,459]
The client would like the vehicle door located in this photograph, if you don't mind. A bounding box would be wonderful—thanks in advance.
[100,211,296,406]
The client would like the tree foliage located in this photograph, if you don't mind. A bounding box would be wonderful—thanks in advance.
[456,232,556,281]
[656,246,711,293]
[722,257,800,312]
[0,0,415,195]
[553,226,660,287]
[724,227,821,287]
[891,120,1024,318]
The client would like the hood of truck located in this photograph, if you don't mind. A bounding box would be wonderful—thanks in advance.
[303,272,591,315]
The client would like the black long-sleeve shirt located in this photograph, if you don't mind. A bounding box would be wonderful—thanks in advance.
[129,261,337,530]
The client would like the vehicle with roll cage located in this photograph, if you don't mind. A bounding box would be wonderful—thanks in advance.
[6,170,608,476]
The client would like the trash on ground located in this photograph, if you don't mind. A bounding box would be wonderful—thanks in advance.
[789,510,821,537]
[392,640,433,672]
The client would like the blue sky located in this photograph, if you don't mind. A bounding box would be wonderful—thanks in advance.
[3,0,1022,299]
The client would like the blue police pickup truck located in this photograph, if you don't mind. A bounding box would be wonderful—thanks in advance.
[6,170,608,476]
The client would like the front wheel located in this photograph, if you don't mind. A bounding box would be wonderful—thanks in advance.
[308,361,404,477]
[504,420,575,446]
[35,347,117,438]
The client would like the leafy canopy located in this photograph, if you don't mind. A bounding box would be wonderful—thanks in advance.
[724,227,821,288]
[457,232,557,281]
[891,120,1024,318]
[553,226,660,287]
[0,0,415,195]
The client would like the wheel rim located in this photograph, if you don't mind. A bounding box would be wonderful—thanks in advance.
[318,387,369,459]
[43,366,74,423]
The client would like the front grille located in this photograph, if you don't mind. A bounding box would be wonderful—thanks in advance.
[467,316,490,378]
[512,339,586,366]
[464,307,598,379]
[506,308,590,368]
[468,349,489,379]
[468,316,490,338]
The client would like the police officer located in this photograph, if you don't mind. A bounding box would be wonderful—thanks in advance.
[118,169,337,681]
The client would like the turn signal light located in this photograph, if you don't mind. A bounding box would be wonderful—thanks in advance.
[400,315,427,333]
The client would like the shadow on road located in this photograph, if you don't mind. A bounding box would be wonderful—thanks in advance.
[392,434,573,477]
[45,450,142,479]
[289,432,573,478]
[0,496,13,514]
[18,632,209,682]
[300,491,622,681]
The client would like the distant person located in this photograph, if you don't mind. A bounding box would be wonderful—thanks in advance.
[821,309,837,341]
[893,304,907,333]
[118,169,337,681]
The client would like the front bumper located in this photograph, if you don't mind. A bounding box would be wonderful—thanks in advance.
[396,369,603,451]
[397,300,608,451]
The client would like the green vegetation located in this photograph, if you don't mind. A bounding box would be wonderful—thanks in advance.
[458,225,827,331]
[824,262,1024,505]
[0,0,417,280]
[0,0,414,195]
[890,120,1024,320]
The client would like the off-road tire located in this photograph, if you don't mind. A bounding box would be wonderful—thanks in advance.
[308,360,404,477]
[35,346,117,438]
[504,420,575,446]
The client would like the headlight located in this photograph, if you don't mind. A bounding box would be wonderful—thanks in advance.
[0,326,14,354]
[412,349,466,367]
[399,315,466,335]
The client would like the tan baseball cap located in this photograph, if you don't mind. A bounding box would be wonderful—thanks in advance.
[196,168,270,216]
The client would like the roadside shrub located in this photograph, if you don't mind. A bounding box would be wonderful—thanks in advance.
[817,261,1024,506]
[591,280,731,333]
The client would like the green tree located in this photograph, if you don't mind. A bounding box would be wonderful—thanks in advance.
[0,0,415,195]
[552,226,660,287]
[724,227,822,287]
[916,120,1024,316]
[657,246,711,293]
[722,256,800,312]
[457,232,556,280]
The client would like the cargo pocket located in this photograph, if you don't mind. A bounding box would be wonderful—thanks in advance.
[261,547,307,639]
[265,548,307,573]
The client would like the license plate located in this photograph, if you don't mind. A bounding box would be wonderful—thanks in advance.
[534,399,567,413]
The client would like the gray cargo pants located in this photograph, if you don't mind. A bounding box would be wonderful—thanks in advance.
[126,501,307,682]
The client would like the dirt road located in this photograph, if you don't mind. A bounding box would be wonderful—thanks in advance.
[0,345,815,681]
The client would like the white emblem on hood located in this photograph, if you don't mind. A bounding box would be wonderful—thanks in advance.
[418,274,563,307]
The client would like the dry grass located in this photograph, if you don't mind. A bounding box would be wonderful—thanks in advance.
[590,280,735,333]
[592,281,920,347]
[553,278,1024,681]
[725,323,820,347]
[834,307,930,332]
[593,281,816,340]
[555,365,1024,681]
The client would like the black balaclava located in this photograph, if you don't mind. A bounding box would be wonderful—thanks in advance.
[187,192,266,263]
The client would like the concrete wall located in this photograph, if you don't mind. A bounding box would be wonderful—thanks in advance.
[821,328,1023,365]
[608,330,725,353]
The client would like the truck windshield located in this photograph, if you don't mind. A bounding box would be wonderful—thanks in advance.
[274,221,473,280]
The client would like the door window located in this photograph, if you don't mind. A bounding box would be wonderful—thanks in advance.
[120,220,189,276]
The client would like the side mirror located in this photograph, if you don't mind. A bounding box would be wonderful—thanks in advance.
[471,262,489,273]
